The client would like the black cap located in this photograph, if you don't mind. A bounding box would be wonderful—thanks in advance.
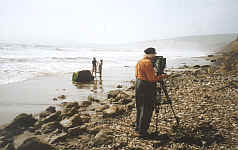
[144,47,156,54]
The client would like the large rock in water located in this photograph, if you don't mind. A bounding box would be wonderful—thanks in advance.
[72,70,94,82]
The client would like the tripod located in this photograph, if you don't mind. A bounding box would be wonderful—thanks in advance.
[153,78,180,135]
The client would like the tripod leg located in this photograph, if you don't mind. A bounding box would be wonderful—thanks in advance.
[160,80,179,126]
[153,105,160,136]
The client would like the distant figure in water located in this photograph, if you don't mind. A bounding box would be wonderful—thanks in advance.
[92,57,97,77]
[98,59,103,78]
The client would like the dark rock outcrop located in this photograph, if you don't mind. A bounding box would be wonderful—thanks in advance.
[5,113,37,136]
[72,70,94,82]
[16,137,56,150]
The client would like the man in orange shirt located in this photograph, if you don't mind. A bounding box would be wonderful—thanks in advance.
[135,47,167,137]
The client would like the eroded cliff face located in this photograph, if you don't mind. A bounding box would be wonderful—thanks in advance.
[214,35,238,72]
[231,37,238,51]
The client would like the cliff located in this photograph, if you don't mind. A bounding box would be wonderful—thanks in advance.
[213,35,238,72]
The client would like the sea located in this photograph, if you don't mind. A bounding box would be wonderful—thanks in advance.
[0,42,216,85]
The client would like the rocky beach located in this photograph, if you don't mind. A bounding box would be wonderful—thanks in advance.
[0,37,238,150]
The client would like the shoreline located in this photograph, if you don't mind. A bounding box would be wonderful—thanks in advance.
[0,57,212,126]
[0,66,135,126]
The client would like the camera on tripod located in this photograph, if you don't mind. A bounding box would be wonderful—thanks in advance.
[152,56,167,75]
[151,56,167,105]
[151,56,180,128]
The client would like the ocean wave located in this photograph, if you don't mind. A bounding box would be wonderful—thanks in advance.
[55,47,82,51]
[0,57,37,63]
[33,44,55,48]
[0,56,91,63]
[51,56,90,60]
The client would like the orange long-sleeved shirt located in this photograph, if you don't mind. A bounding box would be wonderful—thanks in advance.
[136,57,160,82]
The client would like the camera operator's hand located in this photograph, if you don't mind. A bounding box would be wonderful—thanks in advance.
[157,74,168,81]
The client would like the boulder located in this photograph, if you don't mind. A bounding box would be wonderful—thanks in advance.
[1,143,15,150]
[60,114,83,128]
[87,125,103,135]
[62,102,79,109]
[78,135,90,143]
[90,113,103,122]
[115,92,131,104]
[67,126,87,136]
[61,102,79,119]
[48,132,68,144]
[45,106,56,113]
[79,100,92,107]
[103,105,124,118]
[107,90,122,99]
[126,102,135,111]
[116,84,123,88]
[193,65,200,68]
[72,70,94,82]
[6,113,37,132]
[38,106,56,120]
[95,105,109,112]
[79,114,91,123]
[41,122,62,134]
[16,137,56,150]
[40,111,61,124]
[94,129,113,146]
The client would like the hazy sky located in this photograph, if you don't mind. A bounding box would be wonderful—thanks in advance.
[0,0,238,44]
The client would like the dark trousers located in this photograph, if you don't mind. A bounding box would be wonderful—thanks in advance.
[135,79,156,133]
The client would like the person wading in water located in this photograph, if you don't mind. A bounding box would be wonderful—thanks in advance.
[98,59,103,78]
[92,57,97,77]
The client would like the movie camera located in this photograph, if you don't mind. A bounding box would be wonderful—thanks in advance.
[152,56,167,75]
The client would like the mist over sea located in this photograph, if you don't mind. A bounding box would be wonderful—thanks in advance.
[0,34,236,85]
